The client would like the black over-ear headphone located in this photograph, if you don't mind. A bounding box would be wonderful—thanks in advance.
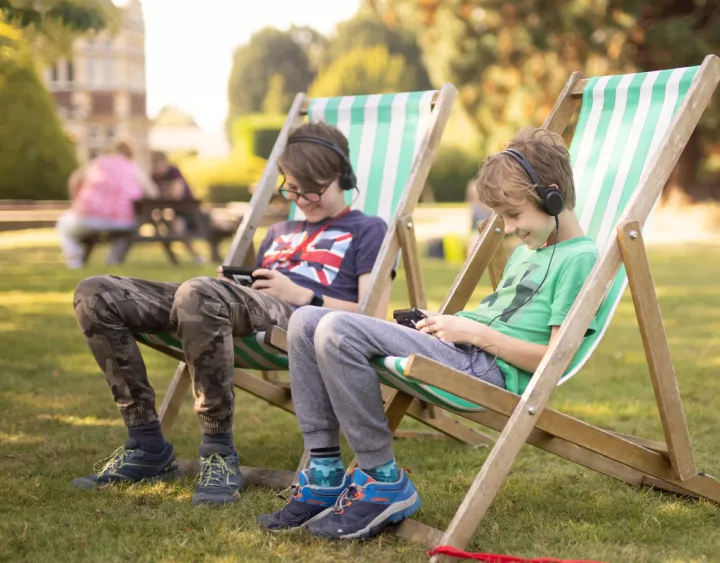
[500,148,564,216]
[285,136,357,191]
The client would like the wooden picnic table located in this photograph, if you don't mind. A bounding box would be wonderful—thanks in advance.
[0,198,290,265]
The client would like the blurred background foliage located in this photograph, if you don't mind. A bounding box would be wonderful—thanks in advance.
[221,0,719,203]
[1,0,718,203]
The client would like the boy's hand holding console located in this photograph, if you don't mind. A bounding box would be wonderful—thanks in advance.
[219,266,315,306]
[395,307,494,347]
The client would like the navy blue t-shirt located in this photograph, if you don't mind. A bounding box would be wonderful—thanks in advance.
[255,210,387,302]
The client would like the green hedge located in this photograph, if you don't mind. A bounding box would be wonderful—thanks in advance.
[179,151,267,202]
[427,146,480,202]
[0,22,77,200]
[231,113,286,159]
[207,184,253,204]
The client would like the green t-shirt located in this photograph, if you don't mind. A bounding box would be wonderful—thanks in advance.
[457,236,599,395]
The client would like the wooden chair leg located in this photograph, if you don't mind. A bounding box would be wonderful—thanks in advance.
[158,363,192,434]
[294,449,311,484]
[618,222,696,481]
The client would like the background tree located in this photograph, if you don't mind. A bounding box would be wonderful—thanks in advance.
[1,0,120,61]
[309,45,417,97]
[226,27,314,130]
[367,0,720,195]
[153,105,197,128]
[289,24,329,76]
[325,13,431,90]
[0,21,77,199]
[261,74,291,114]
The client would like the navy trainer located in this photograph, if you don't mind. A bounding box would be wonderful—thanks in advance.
[257,470,351,532]
[191,443,244,506]
[307,468,421,540]
[72,438,180,489]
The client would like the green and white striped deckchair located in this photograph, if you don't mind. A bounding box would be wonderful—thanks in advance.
[367,56,720,551]
[136,84,495,456]
[374,63,701,411]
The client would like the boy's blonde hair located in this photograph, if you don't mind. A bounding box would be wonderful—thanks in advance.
[476,127,575,211]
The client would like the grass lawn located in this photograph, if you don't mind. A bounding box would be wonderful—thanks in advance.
[1,229,720,562]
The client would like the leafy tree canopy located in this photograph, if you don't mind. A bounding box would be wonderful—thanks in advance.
[309,44,417,97]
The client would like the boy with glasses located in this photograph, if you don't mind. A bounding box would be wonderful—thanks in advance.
[71,122,391,506]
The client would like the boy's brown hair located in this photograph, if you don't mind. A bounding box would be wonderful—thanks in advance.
[279,122,350,192]
[476,126,576,211]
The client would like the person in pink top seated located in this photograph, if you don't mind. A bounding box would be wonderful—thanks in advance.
[57,141,158,269]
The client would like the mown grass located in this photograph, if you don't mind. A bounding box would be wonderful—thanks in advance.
[1,229,719,562]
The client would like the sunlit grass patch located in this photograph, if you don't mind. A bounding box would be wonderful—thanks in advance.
[1,232,719,562]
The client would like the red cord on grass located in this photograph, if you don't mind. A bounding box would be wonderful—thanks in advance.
[427,546,608,563]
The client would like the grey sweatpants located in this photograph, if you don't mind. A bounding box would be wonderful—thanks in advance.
[287,307,506,469]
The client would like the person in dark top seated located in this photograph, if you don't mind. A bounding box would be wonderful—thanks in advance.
[150,151,207,263]
[71,122,392,507]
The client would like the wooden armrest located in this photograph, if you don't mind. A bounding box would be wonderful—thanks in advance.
[264,325,288,353]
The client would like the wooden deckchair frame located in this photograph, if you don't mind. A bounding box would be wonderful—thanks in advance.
[377,55,720,554]
[152,83,494,483]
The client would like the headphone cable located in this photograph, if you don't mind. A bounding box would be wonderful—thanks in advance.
[430,215,561,379]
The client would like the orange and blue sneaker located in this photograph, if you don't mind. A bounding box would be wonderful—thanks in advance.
[306,468,421,540]
[72,438,180,489]
[257,470,351,532]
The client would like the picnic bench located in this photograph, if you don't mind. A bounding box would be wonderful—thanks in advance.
[80,198,288,265]
[79,198,232,265]
[0,198,289,265]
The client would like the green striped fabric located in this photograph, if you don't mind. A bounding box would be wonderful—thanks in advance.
[137,90,438,371]
[373,356,484,413]
[562,65,698,382]
[374,66,700,410]
[290,91,437,222]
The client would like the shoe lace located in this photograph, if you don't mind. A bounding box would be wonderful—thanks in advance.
[197,453,235,487]
[275,484,299,502]
[93,445,132,474]
[332,484,365,515]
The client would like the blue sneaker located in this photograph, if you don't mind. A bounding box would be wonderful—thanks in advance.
[72,438,180,489]
[191,444,245,506]
[257,470,351,532]
[307,468,421,540]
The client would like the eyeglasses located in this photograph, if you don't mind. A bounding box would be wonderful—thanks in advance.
[278,177,333,203]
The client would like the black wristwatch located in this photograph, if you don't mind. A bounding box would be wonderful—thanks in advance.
[308,291,324,307]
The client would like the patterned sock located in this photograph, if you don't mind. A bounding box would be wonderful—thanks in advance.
[365,459,399,483]
[128,421,165,454]
[308,447,344,488]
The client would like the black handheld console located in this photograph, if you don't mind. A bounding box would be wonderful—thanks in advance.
[393,308,428,329]
[221,266,262,287]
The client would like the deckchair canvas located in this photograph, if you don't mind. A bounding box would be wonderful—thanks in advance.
[134,83,495,471]
[367,55,720,553]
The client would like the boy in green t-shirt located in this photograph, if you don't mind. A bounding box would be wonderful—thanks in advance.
[257,126,599,540]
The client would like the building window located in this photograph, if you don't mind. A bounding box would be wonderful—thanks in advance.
[66,61,74,83]
[106,126,115,143]
[51,64,58,82]
[104,59,114,88]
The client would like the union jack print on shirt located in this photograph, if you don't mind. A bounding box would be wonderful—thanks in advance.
[261,229,353,286]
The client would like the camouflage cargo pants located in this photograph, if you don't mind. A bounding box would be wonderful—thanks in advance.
[73,275,294,434]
